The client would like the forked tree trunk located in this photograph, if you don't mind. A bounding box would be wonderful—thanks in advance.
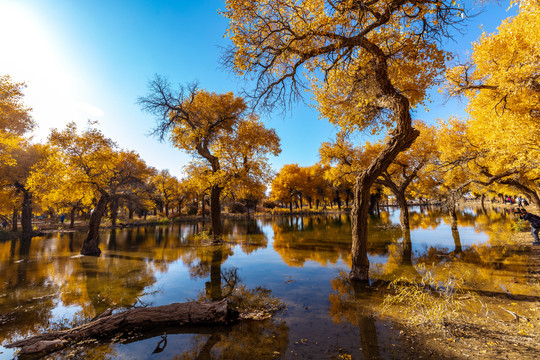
[210,186,223,241]
[81,194,110,256]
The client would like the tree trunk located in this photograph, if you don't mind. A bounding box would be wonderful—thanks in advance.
[289,202,293,213]
[165,203,169,217]
[6,299,235,357]
[20,188,33,237]
[499,179,540,209]
[401,229,413,266]
[70,207,76,229]
[81,194,110,256]
[202,195,206,218]
[350,174,372,282]
[208,247,223,301]
[11,208,18,232]
[210,186,223,240]
[349,54,420,282]
[395,191,410,231]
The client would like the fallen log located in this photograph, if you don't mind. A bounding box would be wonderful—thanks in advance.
[6,299,236,357]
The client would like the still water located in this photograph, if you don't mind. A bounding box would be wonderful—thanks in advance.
[0,206,532,359]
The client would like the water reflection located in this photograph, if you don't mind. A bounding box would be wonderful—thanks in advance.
[0,207,537,359]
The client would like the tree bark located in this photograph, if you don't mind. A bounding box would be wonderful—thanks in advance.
[14,182,33,236]
[395,191,410,231]
[201,195,206,218]
[6,299,236,357]
[349,52,420,282]
[11,208,18,232]
[81,194,110,256]
[70,206,76,229]
[20,188,33,237]
[210,186,223,240]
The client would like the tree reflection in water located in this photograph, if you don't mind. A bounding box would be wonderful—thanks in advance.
[329,273,399,360]
[1,208,538,358]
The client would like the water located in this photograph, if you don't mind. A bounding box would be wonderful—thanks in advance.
[0,206,533,359]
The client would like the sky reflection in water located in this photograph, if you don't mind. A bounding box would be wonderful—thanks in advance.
[0,206,526,359]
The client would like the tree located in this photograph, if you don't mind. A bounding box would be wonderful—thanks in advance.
[372,121,439,231]
[28,149,94,229]
[46,122,150,256]
[218,115,281,211]
[0,143,47,236]
[223,0,464,281]
[445,0,540,207]
[139,78,280,240]
[152,169,178,217]
[0,75,35,166]
[270,164,306,212]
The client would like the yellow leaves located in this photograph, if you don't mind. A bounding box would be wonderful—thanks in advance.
[0,75,35,168]
[224,1,458,136]
[443,0,539,187]
[0,74,35,136]
[46,122,151,200]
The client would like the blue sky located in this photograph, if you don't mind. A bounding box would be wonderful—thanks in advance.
[0,0,517,178]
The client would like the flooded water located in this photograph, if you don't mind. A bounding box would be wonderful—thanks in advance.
[0,206,534,359]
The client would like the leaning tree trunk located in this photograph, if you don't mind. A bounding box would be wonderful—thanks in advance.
[81,194,110,256]
[349,57,419,282]
[499,179,540,209]
[210,185,223,241]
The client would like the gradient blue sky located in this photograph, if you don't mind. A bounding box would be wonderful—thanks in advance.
[1,0,517,178]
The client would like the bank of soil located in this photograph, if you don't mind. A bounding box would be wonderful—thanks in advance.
[388,232,539,360]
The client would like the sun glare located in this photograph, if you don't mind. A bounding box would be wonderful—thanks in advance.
[0,2,102,140]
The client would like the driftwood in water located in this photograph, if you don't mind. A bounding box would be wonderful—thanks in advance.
[6,299,235,357]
